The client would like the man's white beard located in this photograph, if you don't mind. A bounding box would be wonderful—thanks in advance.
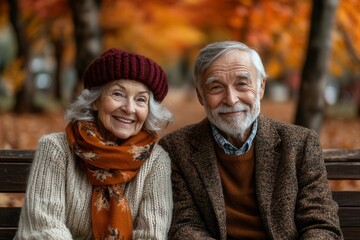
[204,94,260,139]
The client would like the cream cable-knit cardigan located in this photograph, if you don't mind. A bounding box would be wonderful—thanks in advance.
[14,132,173,240]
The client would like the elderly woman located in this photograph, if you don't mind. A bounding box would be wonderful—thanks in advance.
[14,49,173,240]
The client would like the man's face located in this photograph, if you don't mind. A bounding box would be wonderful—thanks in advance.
[197,50,265,142]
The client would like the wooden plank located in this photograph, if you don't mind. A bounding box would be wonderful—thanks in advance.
[0,163,31,192]
[0,207,21,227]
[342,227,360,240]
[323,149,360,162]
[339,207,360,227]
[325,162,360,180]
[0,228,17,240]
[0,150,35,162]
[332,192,360,207]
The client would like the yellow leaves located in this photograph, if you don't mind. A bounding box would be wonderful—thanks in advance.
[2,58,26,94]
[266,58,282,79]
[1,0,359,81]
[332,0,360,76]
[181,0,203,4]
[100,1,204,67]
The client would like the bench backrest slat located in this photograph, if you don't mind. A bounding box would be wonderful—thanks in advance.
[0,150,35,162]
[326,163,360,180]
[0,228,17,240]
[0,162,31,192]
[332,191,360,207]
[339,207,360,227]
[0,207,22,227]
[0,149,359,240]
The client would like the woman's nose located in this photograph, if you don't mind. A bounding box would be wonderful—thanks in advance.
[121,99,135,114]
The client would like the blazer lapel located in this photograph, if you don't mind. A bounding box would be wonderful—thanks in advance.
[189,119,227,239]
[254,115,281,234]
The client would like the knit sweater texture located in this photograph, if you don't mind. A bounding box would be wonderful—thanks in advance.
[14,132,173,240]
[216,144,266,239]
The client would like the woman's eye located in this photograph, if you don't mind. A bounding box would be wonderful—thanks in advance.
[113,91,124,98]
[136,97,148,103]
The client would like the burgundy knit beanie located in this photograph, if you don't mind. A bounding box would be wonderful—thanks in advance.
[83,48,168,102]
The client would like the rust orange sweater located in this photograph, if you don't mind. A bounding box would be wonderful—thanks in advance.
[216,144,267,239]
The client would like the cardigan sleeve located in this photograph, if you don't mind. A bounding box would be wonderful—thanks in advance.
[131,145,173,240]
[14,135,74,240]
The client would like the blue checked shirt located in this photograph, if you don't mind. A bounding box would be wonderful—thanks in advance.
[211,118,258,155]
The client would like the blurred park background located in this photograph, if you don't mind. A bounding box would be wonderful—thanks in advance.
[0,0,359,150]
[0,0,360,207]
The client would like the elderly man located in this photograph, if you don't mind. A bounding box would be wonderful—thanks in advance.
[159,41,342,239]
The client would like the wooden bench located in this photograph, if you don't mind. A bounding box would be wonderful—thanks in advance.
[0,149,359,240]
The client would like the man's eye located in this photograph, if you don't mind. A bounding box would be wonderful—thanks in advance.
[237,82,247,86]
[209,85,223,93]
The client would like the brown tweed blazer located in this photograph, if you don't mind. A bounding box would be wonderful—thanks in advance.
[159,115,343,240]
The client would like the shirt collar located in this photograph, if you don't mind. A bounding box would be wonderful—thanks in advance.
[211,118,258,155]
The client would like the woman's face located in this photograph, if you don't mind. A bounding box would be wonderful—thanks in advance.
[93,79,150,140]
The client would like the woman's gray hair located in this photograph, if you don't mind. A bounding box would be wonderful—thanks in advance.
[194,41,267,88]
[65,87,173,132]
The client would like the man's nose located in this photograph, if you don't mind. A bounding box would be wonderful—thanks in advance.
[223,88,238,106]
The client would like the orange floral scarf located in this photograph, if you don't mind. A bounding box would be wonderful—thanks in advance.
[66,121,157,240]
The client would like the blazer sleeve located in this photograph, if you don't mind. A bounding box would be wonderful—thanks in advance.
[159,136,218,240]
[295,130,343,239]
[169,159,218,240]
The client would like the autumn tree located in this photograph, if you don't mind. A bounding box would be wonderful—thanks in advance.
[26,0,73,101]
[2,0,359,116]
[7,0,33,113]
[69,0,102,95]
[295,0,339,133]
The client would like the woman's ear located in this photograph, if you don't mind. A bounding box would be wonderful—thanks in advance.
[92,101,98,111]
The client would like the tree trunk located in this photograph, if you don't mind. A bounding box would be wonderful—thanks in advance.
[53,37,64,101]
[7,0,34,113]
[295,0,339,133]
[68,0,102,96]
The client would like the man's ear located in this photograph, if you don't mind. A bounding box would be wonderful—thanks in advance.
[259,78,266,99]
[196,88,204,106]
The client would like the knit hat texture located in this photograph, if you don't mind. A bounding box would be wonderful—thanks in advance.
[83,48,168,102]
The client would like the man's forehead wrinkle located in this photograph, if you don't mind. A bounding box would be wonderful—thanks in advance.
[235,72,251,78]
[205,67,252,79]
[205,72,251,85]
[205,64,250,75]
[205,76,220,85]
